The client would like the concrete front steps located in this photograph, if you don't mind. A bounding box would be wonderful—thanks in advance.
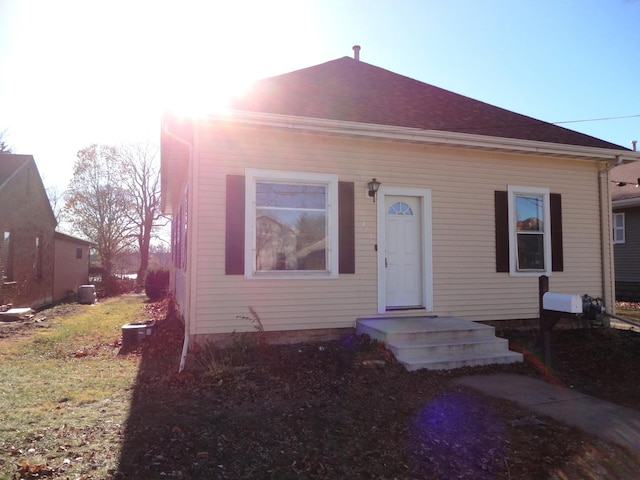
[356,316,523,371]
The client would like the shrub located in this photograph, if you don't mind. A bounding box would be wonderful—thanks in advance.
[192,308,266,378]
[145,268,170,301]
[94,275,135,298]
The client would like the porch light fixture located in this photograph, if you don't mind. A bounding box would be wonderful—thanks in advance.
[368,178,381,203]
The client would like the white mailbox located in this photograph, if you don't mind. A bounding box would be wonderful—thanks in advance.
[542,292,582,314]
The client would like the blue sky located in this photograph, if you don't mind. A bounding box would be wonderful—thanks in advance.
[1,0,639,192]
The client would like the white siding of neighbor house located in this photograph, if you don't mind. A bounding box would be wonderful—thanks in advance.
[180,122,608,335]
[53,237,90,303]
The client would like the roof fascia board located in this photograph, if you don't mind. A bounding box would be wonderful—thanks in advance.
[612,198,640,208]
[54,231,95,245]
[207,110,640,162]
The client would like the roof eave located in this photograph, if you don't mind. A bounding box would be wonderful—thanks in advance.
[612,197,640,208]
[206,110,639,162]
[54,231,96,246]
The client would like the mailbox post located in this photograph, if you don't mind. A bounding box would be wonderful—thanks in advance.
[539,275,555,366]
[538,275,583,366]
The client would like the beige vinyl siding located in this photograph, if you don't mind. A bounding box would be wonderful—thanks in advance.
[190,123,607,334]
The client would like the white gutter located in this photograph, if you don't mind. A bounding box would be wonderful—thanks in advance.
[599,158,620,321]
[162,120,194,373]
[206,110,640,162]
[187,124,200,372]
[612,197,640,208]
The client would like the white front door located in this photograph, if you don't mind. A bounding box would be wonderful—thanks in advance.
[384,195,423,309]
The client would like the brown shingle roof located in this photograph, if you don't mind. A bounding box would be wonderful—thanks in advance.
[231,57,627,151]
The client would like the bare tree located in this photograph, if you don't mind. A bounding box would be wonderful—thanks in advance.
[46,185,66,225]
[0,129,13,153]
[117,142,168,288]
[64,144,136,289]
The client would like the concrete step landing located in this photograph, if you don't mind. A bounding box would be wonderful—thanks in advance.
[356,316,523,371]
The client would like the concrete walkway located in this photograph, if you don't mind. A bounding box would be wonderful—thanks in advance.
[455,373,640,453]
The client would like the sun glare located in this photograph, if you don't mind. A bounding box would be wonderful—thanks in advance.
[156,1,312,117]
[162,74,253,117]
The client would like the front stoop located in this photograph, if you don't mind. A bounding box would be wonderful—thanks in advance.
[356,316,523,371]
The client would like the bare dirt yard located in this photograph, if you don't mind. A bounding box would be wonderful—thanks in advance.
[3,299,640,479]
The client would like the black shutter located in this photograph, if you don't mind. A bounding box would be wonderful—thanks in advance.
[550,193,563,272]
[338,181,355,274]
[225,175,245,275]
[495,190,509,272]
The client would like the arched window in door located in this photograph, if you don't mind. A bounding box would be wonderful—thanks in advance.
[387,202,413,216]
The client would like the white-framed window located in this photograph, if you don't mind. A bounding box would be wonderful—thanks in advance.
[613,212,625,244]
[508,185,552,276]
[172,189,188,272]
[35,235,43,280]
[2,230,14,282]
[245,169,339,279]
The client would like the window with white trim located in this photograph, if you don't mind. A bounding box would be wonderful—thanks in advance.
[2,231,14,282]
[172,190,188,272]
[508,186,552,276]
[613,212,625,244]
[245,169,339,278]
[35,235,43,280]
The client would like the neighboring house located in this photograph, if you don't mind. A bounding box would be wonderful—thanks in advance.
[161,50,640,350]
[0,154,57,308]
[53,231,93,303]
[610,160,640,300]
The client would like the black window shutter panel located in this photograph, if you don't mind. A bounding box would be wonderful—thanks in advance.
[495,191,509,272]
[550,193,563,272]
[338,181,355,274]
[225,175,245,275]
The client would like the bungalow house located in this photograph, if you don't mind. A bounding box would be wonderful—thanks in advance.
[161,49,640,368]
[0,153,57,308]
[610,159,640,300]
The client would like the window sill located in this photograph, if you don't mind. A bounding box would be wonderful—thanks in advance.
[247,271,338,280]
[509,270,551,277]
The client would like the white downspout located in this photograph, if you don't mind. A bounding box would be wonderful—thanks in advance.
[162,120,194,373]
[598,155,622,324]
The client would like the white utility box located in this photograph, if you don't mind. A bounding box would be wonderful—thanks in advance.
[542,292,582,314]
